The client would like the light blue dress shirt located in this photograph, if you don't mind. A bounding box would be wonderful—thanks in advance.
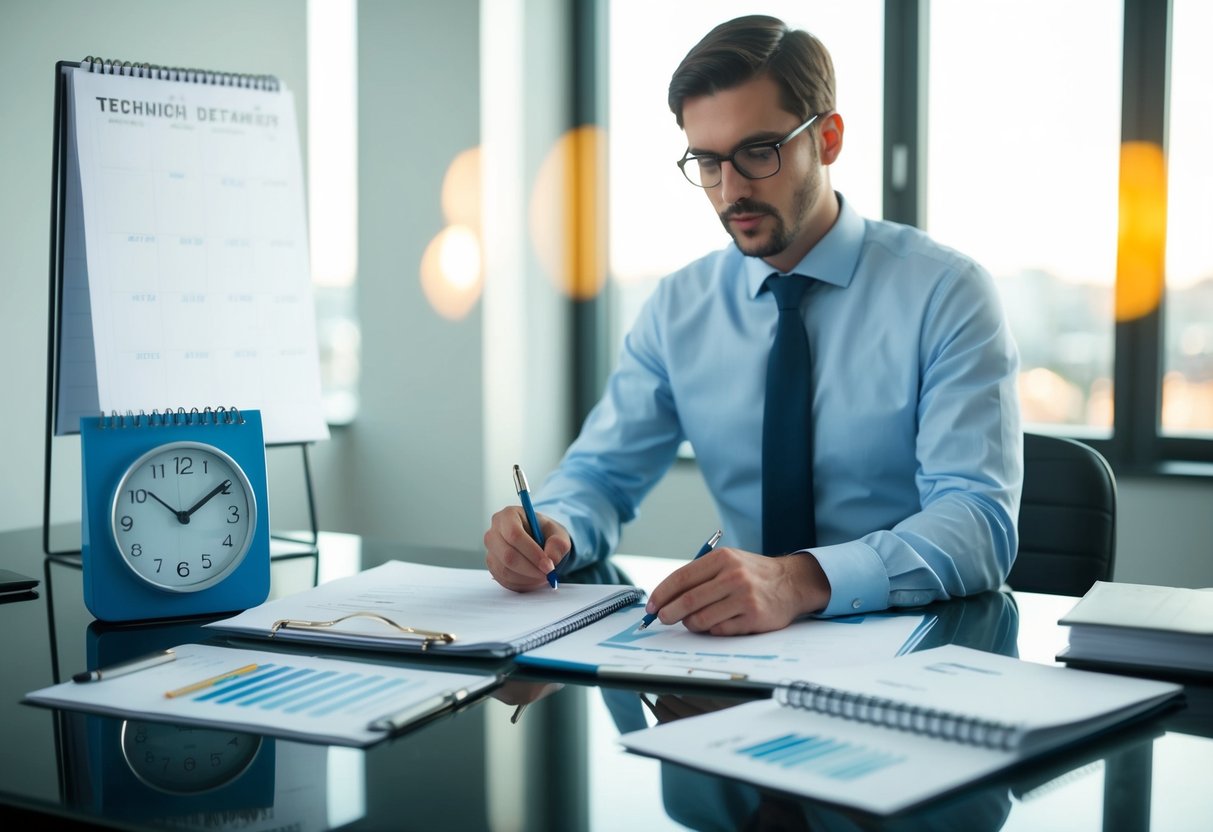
[535,194,1022,616]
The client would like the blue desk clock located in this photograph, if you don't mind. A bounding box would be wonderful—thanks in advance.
[81,408,271,622]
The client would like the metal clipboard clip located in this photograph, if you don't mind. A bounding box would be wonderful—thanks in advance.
[269,611,456,651]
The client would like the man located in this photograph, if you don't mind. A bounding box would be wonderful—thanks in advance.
[484,15,1022,635]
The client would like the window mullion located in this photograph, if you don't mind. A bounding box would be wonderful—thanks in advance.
[883,0,923,226]
[1113,0,1170,469]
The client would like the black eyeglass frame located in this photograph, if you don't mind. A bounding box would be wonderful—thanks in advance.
[677,113,822,188]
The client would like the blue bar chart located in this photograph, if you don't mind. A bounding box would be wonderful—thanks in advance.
[736,732,906,781]
[29,643,500,747]
[192,664,415,719]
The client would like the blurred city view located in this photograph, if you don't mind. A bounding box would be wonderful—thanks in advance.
[995,269,1213,436]
[1162,278,1213,435]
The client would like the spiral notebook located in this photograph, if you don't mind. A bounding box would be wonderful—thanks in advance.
[620,645,1181,815]
[51,57,326,444]
[205,561,644,659]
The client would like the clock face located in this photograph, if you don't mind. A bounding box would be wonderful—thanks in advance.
[110,441,257,593]
[120,720,263,795]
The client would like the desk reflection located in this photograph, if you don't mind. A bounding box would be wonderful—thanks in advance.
[59,710,370,831]
[47,615,368,831]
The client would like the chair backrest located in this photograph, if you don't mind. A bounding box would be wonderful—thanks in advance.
[1008,433,1117,596]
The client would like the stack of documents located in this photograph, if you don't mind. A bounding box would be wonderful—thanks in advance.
[1058,581,1213,675]
[207,561,643,659]
[25,643,498,747]
[620,645,1182,815]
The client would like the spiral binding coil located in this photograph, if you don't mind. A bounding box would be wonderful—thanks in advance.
[776,679,1024,752]
[80,56,280,91]
[97,406,245,430]
[515,591,643,655]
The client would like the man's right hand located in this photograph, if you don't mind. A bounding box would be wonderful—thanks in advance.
[484,506,572,592]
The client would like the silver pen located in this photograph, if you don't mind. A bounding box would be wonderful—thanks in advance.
[72,648,176,683]
[638,530,723,629]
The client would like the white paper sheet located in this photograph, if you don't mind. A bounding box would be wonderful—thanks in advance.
[58,66,327,443]
[517,604,935,688]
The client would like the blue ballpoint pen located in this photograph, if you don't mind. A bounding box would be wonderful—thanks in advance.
[514,465,558,589]
[638,529,723,629]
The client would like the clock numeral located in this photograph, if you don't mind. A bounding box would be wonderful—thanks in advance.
[177,561,191,578]
[154,558,163,573]
[183,756,196,772]
[150,463,166,479]
[175,455,194,475]
[203,459,210,474]
[227,506,240,524]
[222,535,233,547]
[120,515,134,532]
[127,489,148,504]
[202,554,213,569]
[130,543,142,558]
[211,752,223,767]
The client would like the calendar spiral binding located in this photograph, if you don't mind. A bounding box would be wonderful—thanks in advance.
[80,56,280,91]
[96,407,246,430]
[776,679,1024,752]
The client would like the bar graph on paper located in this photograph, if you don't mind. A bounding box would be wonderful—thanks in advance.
[591,613,935,666]
[735,732,907,781]
[190,663,421,719]
[27,643,500,746]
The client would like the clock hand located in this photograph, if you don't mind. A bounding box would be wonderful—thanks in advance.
[182,480,233,521]
[146,490,189,524]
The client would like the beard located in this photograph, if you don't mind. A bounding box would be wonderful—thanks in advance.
[718,167,818,260]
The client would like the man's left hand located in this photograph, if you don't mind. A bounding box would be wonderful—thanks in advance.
[642,548,831,635]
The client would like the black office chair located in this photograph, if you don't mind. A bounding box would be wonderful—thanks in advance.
[1007,433,1117,596]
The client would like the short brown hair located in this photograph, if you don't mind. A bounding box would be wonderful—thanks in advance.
[668,15,835,128]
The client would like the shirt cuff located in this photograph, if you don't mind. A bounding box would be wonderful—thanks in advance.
[805,540,890,616]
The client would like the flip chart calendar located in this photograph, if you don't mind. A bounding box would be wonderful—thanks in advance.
[55,61,328,444]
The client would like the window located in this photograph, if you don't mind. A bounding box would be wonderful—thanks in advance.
[927,0,1123,436]
[1163,0,1213,438]
[307,0,360,425]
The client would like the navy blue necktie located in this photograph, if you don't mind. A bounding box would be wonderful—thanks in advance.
[762,273,816,555]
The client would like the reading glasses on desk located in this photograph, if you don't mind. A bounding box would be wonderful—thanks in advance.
[268,611,457,651]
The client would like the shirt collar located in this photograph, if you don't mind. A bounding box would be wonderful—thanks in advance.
[743,192,864,299]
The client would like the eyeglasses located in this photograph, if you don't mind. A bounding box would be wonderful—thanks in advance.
[677,113,821,189]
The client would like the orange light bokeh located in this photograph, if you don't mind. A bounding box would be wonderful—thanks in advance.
[420,147,484,320]
[529,125,608,301]
[420,224,482,321]
[442,146,482,231]
[1116,141,1167,322]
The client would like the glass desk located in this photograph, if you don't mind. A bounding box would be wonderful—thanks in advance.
[1,526,1210,831]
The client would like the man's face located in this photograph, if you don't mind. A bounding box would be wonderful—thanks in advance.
[681,75,826,267]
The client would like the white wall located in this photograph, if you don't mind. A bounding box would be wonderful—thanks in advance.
[0,0,309,539]
[336,0,485,547]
